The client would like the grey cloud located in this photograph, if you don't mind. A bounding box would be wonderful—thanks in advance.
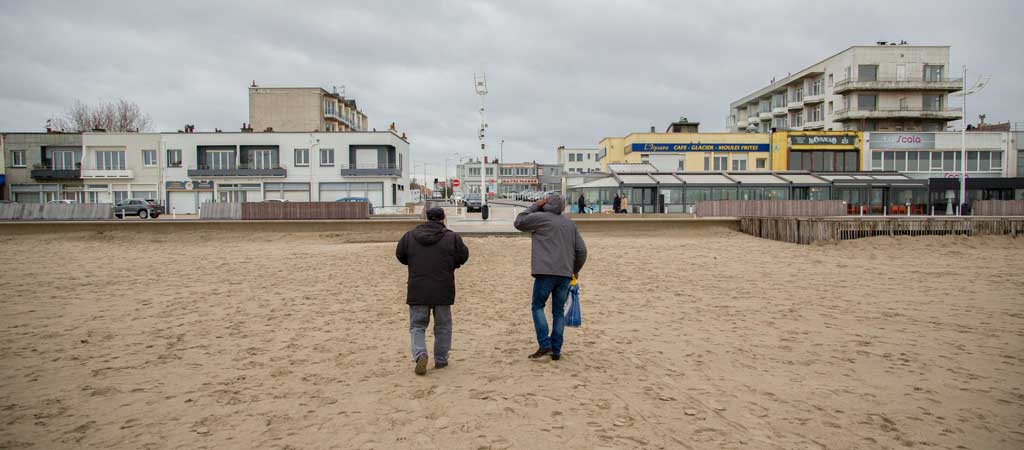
[1,0,1022,182]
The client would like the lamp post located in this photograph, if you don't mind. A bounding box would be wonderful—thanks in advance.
[475,72,489,220]
[953,67,991,215]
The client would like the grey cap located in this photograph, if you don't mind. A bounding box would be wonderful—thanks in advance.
[542,194,565,214]
[426,207,446,222]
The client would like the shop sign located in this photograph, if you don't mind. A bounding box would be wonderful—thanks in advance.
[166,180,214,191]
[869,133,935,149]
[502,178,540,185]
[788,134,856,146]
[631,143,769,152]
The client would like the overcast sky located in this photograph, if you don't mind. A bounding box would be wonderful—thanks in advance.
[2,0,1022,180]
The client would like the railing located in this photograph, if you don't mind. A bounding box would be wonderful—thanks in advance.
[833,106,963,119]
[30,164,82,180]
[833,77,963,92]
[339,163,401,176]
[187,163,287,177]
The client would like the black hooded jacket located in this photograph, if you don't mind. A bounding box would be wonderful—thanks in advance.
[396,221,470,305]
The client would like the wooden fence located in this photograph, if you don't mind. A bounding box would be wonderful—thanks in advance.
[0,203,113,220]
[696,200,846,218]
[241,202,370,220]
[741,217,1024,245]
[199,202,241,220]
[972,200,1024,216]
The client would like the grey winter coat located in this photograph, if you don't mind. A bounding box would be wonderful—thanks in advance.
[513,196,587,278]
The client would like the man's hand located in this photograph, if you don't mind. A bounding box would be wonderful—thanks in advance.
[573,273,579,280]
[535,196,548,208]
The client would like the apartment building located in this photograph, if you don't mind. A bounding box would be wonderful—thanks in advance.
[728,44,963,134]
[249,86,369,132]
[454,160,498,195]
[557,146,601,174]
[3,131,411,212]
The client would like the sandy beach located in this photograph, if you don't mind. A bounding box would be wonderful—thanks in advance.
[0,228,1022,449]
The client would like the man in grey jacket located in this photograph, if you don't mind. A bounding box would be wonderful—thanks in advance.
[513,193,587,361]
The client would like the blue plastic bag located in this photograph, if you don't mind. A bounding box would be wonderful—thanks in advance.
[565,281,582,327]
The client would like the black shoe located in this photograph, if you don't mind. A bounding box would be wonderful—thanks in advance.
[528,348,552,359]
[434,362,448,370]
[415,355,428,375]
[551,354,561,361]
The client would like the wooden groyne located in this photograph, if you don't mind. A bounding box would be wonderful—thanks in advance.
[740,217,1024,245]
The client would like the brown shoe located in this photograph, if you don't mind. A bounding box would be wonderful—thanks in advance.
[528,348,552,359]
[415,355,428,375]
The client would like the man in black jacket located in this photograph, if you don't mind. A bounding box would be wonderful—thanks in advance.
[396,207,470,375]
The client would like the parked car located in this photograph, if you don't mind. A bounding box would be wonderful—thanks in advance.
[114,198,164,219]
[463,194,483,212]
[48,199,77,204]
[263,198,289,203]
[336,196,374,214]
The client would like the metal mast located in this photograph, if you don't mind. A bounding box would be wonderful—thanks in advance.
[474,72,489,219]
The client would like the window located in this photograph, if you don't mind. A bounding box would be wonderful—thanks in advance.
[249,149,275,169]
[587,153,591,160]
[640,155,650,164]
[96,151,126,170]
[809,105,823,122]
[924,65,944,82]
[732,159,747,171]
[756,158,767,169]
[576,153,583,161]
[113,191,129,205]
[858,94,877,111]
[811,79,823,96]
[991,151,1003,170]
[51,150,77,170]
[827,73,833,87]
[294,148,309,166]
[166,149,182,168]
[930,151,943,171]
[569,154,575,162]
[922,94,943,111]
[858,65,878,81]
[828,101,833,114]
[320,148,334,166]
[207,150,234,170]
[678,159,685,171]
[143,150,157,167]
[10,150,26,167]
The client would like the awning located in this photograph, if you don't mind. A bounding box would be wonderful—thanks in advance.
[728,174,789,185]
[615,174,657,186]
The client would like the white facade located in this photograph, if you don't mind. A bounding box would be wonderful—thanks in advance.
[729,45,962,134]
[161,131,410,213]
[557,146,601,174]
[3,131,410,212]
[865,131,1013,179]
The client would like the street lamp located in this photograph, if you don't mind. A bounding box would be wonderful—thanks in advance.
[952,67,991,215]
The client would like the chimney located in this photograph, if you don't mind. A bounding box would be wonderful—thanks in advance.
[650,126,656,133]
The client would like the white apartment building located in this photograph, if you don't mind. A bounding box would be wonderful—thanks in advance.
[3,131,410,212]
[557,146,601,174]
[729,44,963,134]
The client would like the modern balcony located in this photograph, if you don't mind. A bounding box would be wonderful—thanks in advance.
[187,164,287,177]
[772,107,787,116]
[833,77,963,94]
[832,106,963,122]
[802,121,825,130]
[81,168,134,179]
[758,111,773,121]
[339,163,401,177]
[787,101,804,110]
[325,112,362,131]
[746,116,760,125]
[31,164,81,180]
[803,93,825,104]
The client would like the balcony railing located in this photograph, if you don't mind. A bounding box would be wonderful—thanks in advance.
[339,163,401,177]
[833,77,963,93]
[81,168,134,179]
[31,163,81,180]
[187,163,287,177]
[832,106,963,121]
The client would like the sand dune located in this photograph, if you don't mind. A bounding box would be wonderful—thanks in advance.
[0,230,1022,449]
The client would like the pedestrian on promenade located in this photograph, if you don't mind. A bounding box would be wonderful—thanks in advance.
[613,193,621,213]
[577,194,587,214]
[620,195,629,214]
[396,207,470,375]
[513,194,588,361]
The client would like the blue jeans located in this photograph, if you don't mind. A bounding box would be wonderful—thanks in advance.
[531,275,572,355]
